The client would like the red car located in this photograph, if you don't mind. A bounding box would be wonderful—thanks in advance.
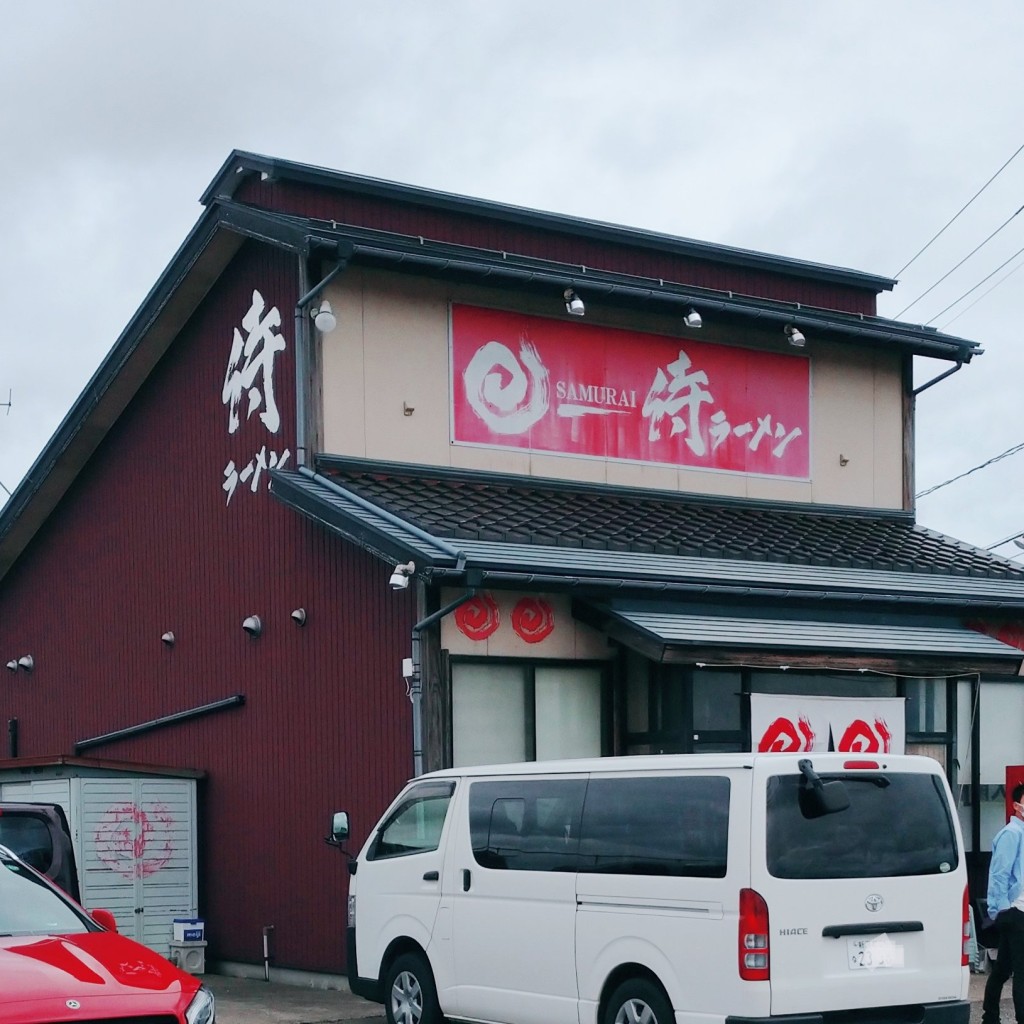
[0,844,215,1023]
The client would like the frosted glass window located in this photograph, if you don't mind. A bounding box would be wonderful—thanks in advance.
[535,667,602,760]
[977,680,1024,852]
[453,664,527,767]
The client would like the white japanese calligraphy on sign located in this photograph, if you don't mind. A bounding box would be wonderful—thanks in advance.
[642,348,803,462]
[221,289,291,505]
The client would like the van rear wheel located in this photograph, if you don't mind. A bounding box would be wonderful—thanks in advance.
[384,952,443,1024]
[605,978,673,1024]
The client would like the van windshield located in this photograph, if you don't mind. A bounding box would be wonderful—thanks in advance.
[765,772,958,879]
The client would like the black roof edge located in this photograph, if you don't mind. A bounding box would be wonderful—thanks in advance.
[312,453,915,523]
[0,201,322,551]
[203,150,896,295]
[234,207,977,363]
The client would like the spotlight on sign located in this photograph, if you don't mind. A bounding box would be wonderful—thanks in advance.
[784,324,806,348]
[563,289,585,317]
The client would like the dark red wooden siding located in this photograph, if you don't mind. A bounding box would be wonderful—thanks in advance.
[235,178,878,315]
[0,241,413,973]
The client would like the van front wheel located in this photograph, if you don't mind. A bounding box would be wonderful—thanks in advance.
[605,978,673,1024]
[384,952,443,1024]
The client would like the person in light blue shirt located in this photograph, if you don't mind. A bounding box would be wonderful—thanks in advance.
[983,782,1024,1024]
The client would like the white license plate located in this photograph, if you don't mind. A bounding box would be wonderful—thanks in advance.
[848,936,905,970]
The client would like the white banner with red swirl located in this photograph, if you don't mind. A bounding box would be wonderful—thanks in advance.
[751,693,905,755]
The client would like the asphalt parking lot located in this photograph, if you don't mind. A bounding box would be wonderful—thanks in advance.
[204,969,997,1024]
[204,972,383,1024]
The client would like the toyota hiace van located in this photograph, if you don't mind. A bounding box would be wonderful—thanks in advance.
[333,753,969,1024]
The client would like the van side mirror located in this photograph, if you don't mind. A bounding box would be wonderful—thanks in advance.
[332,811,349,841]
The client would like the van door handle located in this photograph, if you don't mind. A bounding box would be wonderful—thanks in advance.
[462,869,471,892]
[423,870,439,881]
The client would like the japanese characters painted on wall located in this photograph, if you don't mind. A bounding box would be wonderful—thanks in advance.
[451,304,810,478]
[221,289,292,504]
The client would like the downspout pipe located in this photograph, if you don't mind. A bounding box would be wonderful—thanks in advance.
[292,251,350,467]
[408,589,478,776]
[912,360,965,397]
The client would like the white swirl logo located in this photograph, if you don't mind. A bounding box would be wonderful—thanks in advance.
[463,340,549,435]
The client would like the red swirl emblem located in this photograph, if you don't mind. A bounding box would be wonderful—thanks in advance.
[455,593,500,641]
[757,715,815,752]
[93,802,176,879]
[838,717,892,753]
[511,598,555,644]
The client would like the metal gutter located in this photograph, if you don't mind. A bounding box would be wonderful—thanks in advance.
[209,203,976,362]
[203,150,896,293]
[425,567,1024,613]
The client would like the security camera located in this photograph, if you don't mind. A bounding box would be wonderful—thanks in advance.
[241,615,263,638]
[389,561,416,591]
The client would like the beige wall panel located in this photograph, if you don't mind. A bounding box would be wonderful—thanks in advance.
[320,272,905,508]
[321,273,368,456]
[872,351,905,507]
[440,590,612,660]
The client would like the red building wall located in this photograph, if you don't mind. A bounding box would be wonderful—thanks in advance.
[0,240,414,973]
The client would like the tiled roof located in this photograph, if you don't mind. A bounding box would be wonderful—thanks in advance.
[314,459,1024,582]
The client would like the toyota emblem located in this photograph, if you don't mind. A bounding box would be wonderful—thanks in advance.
[65,1000,81,1009]
[865,894,884,912]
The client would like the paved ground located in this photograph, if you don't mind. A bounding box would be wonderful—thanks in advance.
[204,972,384,1024]
[203,967,998,1024]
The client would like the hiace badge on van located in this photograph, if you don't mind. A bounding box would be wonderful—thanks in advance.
[330,753,969,1024]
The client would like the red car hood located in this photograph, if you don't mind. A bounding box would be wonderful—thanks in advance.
[0,931,199,1023]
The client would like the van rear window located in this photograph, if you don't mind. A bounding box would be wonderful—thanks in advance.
[765,772,958,879]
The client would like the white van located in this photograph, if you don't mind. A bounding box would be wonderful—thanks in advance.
[333,753,969,1024]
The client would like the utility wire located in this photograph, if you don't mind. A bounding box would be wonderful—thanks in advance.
[895,203,1024,318]
[916,439,1024,498]
[923,240,1024,324]
[893,140,1024,279]
[938,253,1024,331]
[986,529,1024,550]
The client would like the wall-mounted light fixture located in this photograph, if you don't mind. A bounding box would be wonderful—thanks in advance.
[242,615,263,638]
[5,660,17,672]
[161,632,176,647]
[291,608,307,626]
[389,561,416,591]
[784,324,806,348]
[16,656,33,673]
[563,289,585,317]
[683,308,703,329]
[310,300,337,333]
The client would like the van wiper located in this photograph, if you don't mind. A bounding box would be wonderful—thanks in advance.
[797,759,851,817]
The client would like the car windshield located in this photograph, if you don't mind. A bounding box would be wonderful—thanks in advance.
[0,856,92,936]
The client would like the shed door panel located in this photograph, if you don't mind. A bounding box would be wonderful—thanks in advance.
[78,777,198,954]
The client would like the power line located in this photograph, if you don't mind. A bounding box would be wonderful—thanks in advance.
[893,140,1024,279]
[923,240,1024,324]
[986,529,1024,551]
[894,202,1024,318]
[938,252,1024,330]
[916,439,1024,498]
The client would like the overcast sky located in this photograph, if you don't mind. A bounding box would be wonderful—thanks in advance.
[1,2,1022,555]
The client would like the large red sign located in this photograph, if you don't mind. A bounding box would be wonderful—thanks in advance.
[451,305,810,477]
